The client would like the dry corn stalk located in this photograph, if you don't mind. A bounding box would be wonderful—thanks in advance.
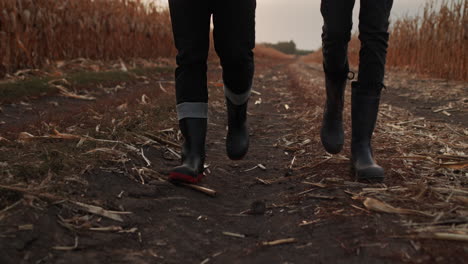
[0,0,176,76]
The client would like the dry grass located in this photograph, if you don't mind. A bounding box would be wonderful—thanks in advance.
[0,0,176,76]
[302,0,467,81]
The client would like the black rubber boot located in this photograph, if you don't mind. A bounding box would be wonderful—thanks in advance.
[351,82,384,182]
[226,98,249,160]
[320,72,348,154]
[169,118,206,183]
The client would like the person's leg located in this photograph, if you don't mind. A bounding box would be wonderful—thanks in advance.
[213,0,256,160]
[320,0,355,154]
[320,0,355,77]
[168,0,211,183]
[357,0,393,86]
[351,0,393,181]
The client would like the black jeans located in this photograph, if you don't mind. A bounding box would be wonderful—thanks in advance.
[321,0,393,87]
[168,0,256,119]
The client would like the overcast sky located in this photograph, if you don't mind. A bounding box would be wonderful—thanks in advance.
[256,0,430,50]
[152,0,431,50]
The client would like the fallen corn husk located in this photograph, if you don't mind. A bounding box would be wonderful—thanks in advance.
[363,197,433,217]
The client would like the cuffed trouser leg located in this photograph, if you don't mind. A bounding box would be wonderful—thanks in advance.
[320,0,355,79]
[358,0,394,88]
[223,86,251,106]
[169,0,211,119]
[176,102,208,120]
[213,0,256,105]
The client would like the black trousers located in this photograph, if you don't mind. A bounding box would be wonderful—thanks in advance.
[321,0,393,87]
[168,0,256,120]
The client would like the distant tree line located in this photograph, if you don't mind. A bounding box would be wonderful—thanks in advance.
[263,40,313,56]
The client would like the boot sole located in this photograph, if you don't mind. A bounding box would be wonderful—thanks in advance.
[351,166,384,183]
[169,172,204,184]
[228,153,247,161]
[321,141,343,154]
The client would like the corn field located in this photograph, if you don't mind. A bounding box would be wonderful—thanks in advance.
[387,0,467,81]
[0,0,176,76]
[307,0,467,82]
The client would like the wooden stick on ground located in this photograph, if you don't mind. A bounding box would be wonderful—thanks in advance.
[179,183,217,197]
[261,238,297,246]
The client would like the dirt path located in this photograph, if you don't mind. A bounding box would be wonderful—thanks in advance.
[0,59,467,264]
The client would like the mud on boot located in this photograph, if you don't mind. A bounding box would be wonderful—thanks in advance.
[320,70,351,154]
[169,118,206,184]
[351,81,384,182]
[226,98,249,160]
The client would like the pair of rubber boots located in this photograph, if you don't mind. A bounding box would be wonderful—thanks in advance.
[169,99,248,183]
[320,73,384,182]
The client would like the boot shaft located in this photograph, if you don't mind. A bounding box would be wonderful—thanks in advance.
[324,75,347,120]
[351,82,383,147]
[179,118,207,170]
[226,98,248,128]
